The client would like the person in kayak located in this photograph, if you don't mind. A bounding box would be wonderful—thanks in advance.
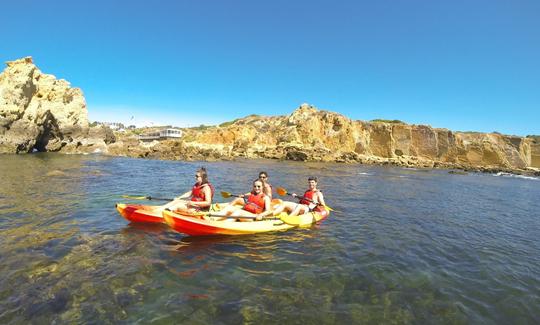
[215,179,272,221]
[273,176,326,216]
[258,171,273,199]
[226,171,273,207]
[165,167,214,211]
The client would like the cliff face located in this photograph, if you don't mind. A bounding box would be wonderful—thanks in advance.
[128,103,537,172]
[2,57,538,174]
[0,57,113,153]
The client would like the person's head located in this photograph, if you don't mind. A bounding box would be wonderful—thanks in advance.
[252,179,264,194]
[195,167,208,184]
[258,171,268,181]
[308,176,318,189]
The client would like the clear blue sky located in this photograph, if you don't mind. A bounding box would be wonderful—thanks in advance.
[1,0,539,135]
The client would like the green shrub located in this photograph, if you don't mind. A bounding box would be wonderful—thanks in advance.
[370,119,405,124]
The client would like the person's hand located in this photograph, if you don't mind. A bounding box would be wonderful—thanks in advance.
[240,194,245,198]
[292,193,298,198]
[255,214,263,221]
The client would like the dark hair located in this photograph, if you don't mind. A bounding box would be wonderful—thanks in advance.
[259,171,268,178]
[308,176,318,182]
[198,167,209,184]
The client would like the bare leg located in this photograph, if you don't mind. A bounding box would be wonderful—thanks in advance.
[163,199,188,210]
[211,204,238,216]
[272,201,298,215]
[289,204,309,217]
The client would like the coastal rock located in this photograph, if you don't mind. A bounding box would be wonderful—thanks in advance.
[146,104,537,173]
[5,56,536,175]
[0,57,113,153]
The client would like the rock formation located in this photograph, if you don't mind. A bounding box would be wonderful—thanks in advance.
[2,56,538,175]
[0,57,114,153]
[110,103,540,174]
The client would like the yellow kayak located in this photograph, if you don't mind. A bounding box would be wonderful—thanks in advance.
[162,206,329,236]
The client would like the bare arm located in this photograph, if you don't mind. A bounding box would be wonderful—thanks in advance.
[177,190,192,200]
[316,192,326,207]
[264,185,272,199]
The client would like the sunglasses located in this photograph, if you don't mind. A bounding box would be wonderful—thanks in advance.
[195,175,202,178]
[253,185,262,188]
[259,176,267,179]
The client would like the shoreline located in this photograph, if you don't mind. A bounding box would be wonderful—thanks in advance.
[11,150,538,178]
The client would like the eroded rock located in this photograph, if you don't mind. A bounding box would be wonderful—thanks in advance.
[0,57,113,153]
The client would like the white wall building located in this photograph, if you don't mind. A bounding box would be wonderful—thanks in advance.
[139,128,183,141]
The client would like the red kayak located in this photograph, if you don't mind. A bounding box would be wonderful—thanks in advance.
[115,202,225,224]
[116,203,165,224]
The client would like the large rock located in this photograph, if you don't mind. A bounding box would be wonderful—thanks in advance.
[153,103,537,173]
[0,56,113,153]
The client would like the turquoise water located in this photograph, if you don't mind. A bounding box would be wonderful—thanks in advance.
[0,153,539,324]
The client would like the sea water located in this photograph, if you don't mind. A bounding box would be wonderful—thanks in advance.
[0,153,539,323]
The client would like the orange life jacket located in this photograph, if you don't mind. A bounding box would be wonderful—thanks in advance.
[191,182,215,202]
[299,189,318,205]
[243,192,266,214]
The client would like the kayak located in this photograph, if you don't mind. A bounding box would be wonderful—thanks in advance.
[162,207,330,236]
[116,203,165,224]
[115,201,233,224]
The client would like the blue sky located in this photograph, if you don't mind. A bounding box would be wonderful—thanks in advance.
[1,0,539,135]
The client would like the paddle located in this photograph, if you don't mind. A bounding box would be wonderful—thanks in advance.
[121,195,175,201]
[220,191,243,199]
[206,214,280,220]
[165,208,279,221]
[276,187,335,212]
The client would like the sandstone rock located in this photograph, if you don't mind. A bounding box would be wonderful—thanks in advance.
[0,56,112,153]
[3,56,535,176]
[157,103,537,175]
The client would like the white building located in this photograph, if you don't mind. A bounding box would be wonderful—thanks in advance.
[101,122,125,130]
[139,128,183,141]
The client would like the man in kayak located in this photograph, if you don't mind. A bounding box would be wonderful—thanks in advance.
[273,176,326,216]
[215,179,272,221]
[258,171,273,199]
[165,167,214,212]
[226,171,273,206]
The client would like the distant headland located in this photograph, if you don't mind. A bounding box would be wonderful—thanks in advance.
[1,57,539,176]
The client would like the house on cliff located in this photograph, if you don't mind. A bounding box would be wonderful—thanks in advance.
[139,128,183,141]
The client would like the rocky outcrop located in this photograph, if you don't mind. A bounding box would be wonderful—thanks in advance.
[0,57,113,153]
[110,103,539,175]
[2,57,537,175]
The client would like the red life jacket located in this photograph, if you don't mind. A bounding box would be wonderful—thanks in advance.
[243,192,266,214]
[299,189,318,205]
[191,182,215,202]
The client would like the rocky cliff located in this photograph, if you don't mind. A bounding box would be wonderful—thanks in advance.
[111,104,540,174]
[0,57,113,153]
[2,57,538,175]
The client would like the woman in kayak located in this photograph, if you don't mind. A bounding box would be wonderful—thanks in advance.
[165,167,214,211]
[273,176,326,216]
[216,179,272,221]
